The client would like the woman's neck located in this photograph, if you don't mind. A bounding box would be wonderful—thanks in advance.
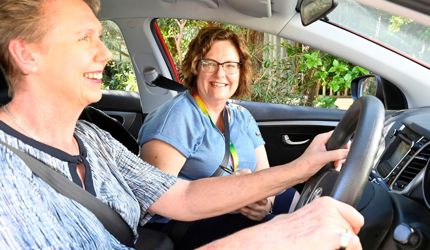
[194,94,227,131]
[1,95,82,155]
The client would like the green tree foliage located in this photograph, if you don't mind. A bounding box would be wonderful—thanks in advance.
[101,21,137,91]
[156,18,368,108]
[101,18,370,108]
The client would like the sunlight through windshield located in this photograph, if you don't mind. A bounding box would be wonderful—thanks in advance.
[327,0,430,66]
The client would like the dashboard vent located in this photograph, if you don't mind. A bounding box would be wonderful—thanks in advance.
[393,139,430,191]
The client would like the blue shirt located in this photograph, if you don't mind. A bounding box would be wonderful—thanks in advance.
[138,91,265,180]
[0,120,177,249]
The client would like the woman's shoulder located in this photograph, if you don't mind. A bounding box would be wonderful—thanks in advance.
[75,120,112,142]
[145,91,201,125]
[227,101,254,120]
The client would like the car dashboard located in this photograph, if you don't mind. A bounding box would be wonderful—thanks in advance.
[371,107,430,209]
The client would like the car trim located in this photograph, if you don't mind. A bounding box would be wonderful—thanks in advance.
[257,121,338,127]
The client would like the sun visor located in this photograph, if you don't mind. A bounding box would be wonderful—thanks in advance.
[224,0,272,18]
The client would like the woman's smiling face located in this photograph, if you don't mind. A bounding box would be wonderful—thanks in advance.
[32,0,112,108]
[195,40,240,106]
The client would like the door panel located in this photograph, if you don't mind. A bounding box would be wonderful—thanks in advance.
[237,100,345,166]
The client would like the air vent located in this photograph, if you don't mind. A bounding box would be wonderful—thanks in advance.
[392,139,430,191]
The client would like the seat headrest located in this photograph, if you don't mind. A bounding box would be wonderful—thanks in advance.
[0,67,11,105]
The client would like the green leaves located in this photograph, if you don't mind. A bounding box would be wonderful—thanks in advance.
[154,19,372,109]
[303,51,322,69]
[101,21,138,92]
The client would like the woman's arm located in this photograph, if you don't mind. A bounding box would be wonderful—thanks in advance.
[149,131,349,221]
[140,139,187,176]
[237,145,275,221]
[198,197,363,250]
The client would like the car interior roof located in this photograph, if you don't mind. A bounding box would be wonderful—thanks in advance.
[99,0,295,35]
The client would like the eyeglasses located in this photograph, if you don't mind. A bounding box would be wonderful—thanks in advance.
[199,59,241,75]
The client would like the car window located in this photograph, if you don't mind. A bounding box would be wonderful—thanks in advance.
[101,20,138,92]
[156,18,371,110]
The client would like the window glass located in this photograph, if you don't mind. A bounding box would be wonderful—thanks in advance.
[156,18,371,110]
[101,20,138,92]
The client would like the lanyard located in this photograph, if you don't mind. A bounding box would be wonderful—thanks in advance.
[192,93,239,173]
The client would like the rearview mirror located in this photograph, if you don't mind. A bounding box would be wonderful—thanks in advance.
[297,0,337,26]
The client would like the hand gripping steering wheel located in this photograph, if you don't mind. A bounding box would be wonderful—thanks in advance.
[295,96,385,209]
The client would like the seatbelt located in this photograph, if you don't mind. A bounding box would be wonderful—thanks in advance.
[211,108,233,176]
[145,72,234,241]
[0,141,134,247]
[169,109,232,244]
[143,67,187,92]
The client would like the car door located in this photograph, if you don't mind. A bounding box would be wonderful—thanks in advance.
[238,100,344,166]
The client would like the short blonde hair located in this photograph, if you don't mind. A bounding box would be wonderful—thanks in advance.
[182,26,253,98]
[0,0,100,96]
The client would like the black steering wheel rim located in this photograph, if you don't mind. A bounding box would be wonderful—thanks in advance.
[295,96,385,209]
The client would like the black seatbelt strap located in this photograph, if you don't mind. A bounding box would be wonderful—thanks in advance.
[143,67,187,92]
[170,108,231,242]
[0,141,134,247]
[211,108,232,177]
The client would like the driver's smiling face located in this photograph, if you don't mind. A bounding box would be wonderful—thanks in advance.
[32,0,111,108]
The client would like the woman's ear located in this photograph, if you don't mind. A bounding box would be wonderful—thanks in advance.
[8,39,39,75]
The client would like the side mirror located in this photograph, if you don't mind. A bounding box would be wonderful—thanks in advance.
[351,74,408,110]
[351,74,382,100]
[297,0,337,26]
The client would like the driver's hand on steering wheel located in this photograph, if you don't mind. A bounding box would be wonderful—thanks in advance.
[293,131,350,183]
[334,140,351,171]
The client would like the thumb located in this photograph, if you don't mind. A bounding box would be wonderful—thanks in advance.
[235,168,252,175]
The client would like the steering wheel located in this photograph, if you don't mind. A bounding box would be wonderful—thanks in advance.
[295,96,385,209]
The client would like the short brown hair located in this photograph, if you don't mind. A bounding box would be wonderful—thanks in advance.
[182,26,253,98]
[0,0,100,96]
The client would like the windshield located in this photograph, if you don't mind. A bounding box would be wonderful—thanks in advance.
[327,0,430,67]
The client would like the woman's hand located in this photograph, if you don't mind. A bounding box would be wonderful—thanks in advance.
[200,196,363,250]
[293,131,350,183]
[234,168,273,221]
[238,197,272,221]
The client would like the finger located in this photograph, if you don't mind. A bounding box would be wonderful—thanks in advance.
[255,198,268,206]
[325,148,349,164]
[334,159,345,171]
[315,130,334,142]
[348,234,362,250]
[240,206,267,219]
[240,210,265,221]
[332,199,364,234]
[245,201,268,212]
[335,230,362,250]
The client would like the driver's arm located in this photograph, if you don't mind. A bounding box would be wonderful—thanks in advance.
[198,197,364,250]
[149,131,349,221]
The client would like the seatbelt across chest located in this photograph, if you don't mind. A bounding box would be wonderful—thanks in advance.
[0,141,134,247]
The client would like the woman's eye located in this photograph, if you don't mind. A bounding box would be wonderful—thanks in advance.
[78,34,90,42]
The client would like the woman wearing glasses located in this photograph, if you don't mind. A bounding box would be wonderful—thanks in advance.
[138,26,299,248]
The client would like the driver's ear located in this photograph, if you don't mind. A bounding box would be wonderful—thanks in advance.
[8,39,40,75]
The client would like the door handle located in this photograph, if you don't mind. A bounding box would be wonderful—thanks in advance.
[282,135,310,145]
